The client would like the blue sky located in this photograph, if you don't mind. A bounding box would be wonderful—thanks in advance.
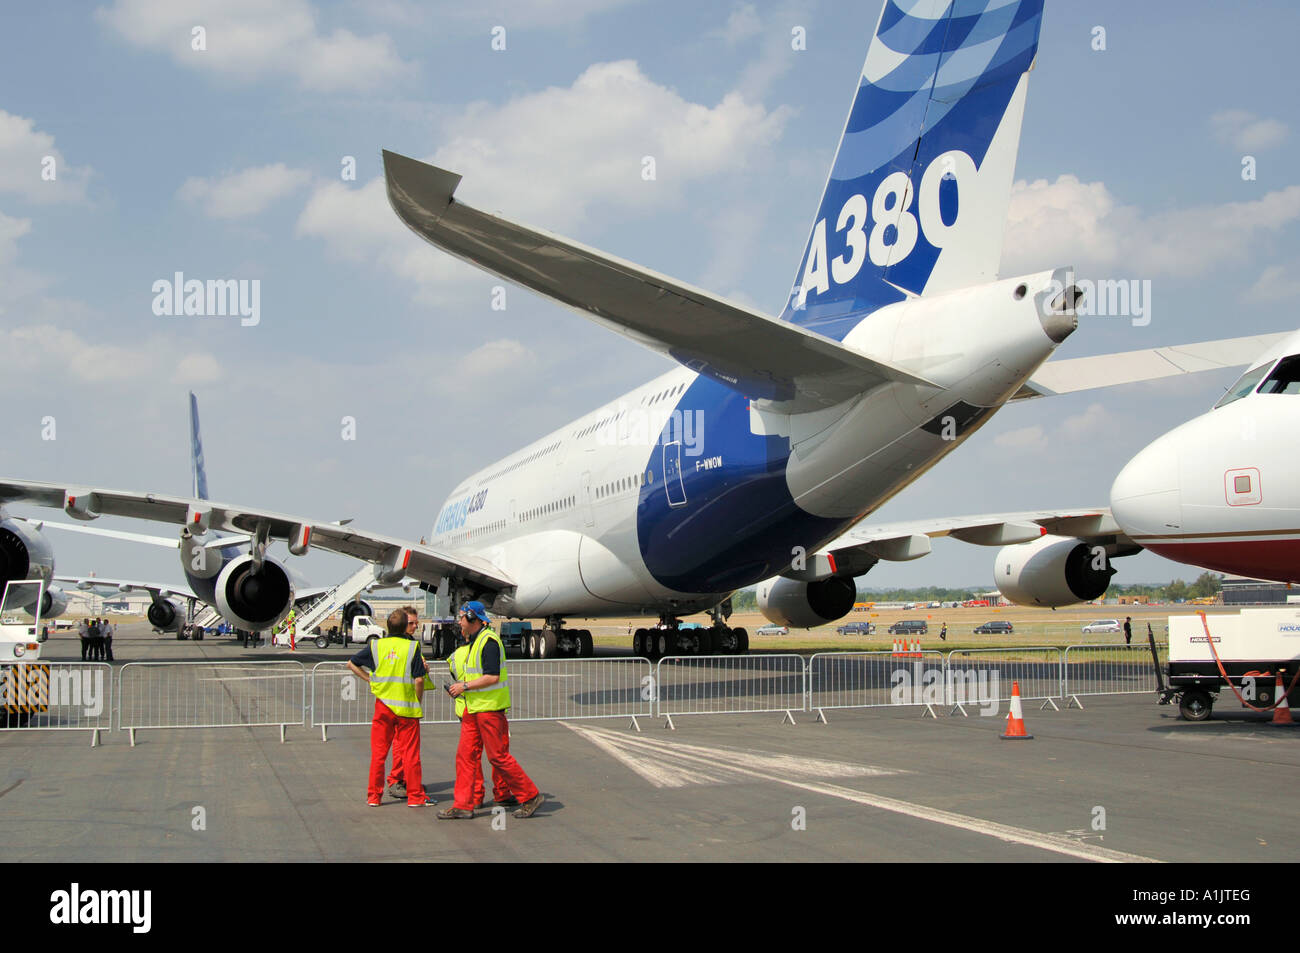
[1,0,1297,594]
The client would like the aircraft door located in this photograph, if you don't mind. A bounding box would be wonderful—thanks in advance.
[663,442,687,508]
[580,472,595,527]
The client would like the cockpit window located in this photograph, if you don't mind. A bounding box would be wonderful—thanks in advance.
[1256,354,1300,395]
[1213,362,1272,409]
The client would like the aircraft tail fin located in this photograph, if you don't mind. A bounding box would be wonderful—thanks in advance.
[783,0,1045,340]
[189,392,209,501]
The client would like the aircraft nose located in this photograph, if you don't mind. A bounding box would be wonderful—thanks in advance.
[1110,434,1181,537]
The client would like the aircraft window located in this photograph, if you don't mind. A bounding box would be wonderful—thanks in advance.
[1257,355,1300,395]
[1214,362,1273,408]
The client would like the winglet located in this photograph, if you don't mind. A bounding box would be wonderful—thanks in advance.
[382,150,463,230]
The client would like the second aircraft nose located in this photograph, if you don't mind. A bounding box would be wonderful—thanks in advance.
[1110,433,1182,538]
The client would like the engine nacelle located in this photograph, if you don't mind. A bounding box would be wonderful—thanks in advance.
[215,554,295,631]
[0,519,55,609]
[147,598,183,632]
[342,599,373,631]
[39,585,68,619]
[756,575,857,629]
[994,534,1114,608]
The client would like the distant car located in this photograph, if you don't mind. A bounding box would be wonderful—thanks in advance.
[1081,619,1122,634]
[755,623,789,635]
[888,620,928,635]
[836,621,876,636]
[973,620,1013,634]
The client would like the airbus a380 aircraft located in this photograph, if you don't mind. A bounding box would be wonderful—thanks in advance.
[0,0,1281,656]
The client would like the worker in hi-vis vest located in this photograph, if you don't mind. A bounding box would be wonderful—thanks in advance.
[439,602,543,819]
[448,632,513,809]
[346,607,434,807]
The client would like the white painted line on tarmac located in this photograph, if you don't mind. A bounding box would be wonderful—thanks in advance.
[562,723,1161,863]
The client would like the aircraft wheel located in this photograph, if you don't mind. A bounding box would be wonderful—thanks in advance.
[524,633,537,658]
[1179,689,1212,722]
[315,635,330,650]
[733,628,749,654]
[539,630,558,659]
[656,631,672,658]
[578,630,594,658]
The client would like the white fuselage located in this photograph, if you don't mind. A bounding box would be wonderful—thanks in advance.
[1111,329,1300,583]
[431,270,1072,620]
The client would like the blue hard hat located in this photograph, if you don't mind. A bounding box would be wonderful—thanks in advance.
[460,601,490,623]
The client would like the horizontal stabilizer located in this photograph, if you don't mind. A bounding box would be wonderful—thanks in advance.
[382,150,936,412]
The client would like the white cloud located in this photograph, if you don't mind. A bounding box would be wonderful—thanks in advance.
[1060,402,1112,441]
[993,424,1045,451]
[0,210,32,263]
[96,0,412,92]
[178,163,311,218]
[1211,110,1288,151]
[0,111,90,203]
[465,338,529,369]
[1002,174,1300,278]
[1245,264,1300,303]
[715,4,763,45]
[431,60,791,229]
[173,352,222,385]
[296,60,792,299]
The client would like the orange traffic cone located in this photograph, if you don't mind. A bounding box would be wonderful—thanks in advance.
[1000,680,1033,740]
[1272,673,1294,726]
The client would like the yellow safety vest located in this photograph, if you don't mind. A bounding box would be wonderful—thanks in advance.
[369,636,422,718]
[463,627,510,713]
[447,644,471,718]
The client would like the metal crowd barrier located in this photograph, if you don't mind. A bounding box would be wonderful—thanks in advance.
[0,661,113,746]
[808,651,946,717]
[1063,643,1168,705]
[117,661,306,745]
[943,647,1065,710]
[508,658,654,724]
[654,654,806,726]
[310,660,458,740]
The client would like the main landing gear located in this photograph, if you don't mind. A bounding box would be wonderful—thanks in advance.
[521,618,594,659]
[631,614,748,660]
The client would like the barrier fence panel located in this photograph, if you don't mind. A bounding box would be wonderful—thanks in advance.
[1063,643,1168,699]
[808,651,946,712]
[655,654,807,721]
[942,648,1064,706]
[0,662,113,745]
[117,661,306,745]
[507,658,654,723]
[311,660,457,740]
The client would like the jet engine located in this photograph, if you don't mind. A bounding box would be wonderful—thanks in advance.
[341,598,373,630]
[0,517,55,608]
[756,575,857,629]
[994,534,1114,608]
[214,554,295,631]
[39,584,69,619]
[147,597,183,632]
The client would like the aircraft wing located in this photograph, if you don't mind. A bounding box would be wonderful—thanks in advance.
[0,479,515,595]
[55,575,198,602]
[1012,332,1290,400]
[381,150,937,413]
[796,509,1134,578]
[20,517,181,548]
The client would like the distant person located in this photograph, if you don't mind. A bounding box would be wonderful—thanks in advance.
[102,618,114,662]
[88,618,103,661]
[240,626,251,649]
[1124,616,1132,645]
[939,622,947,642]
[346,607,433,808]
[78,618,90,661]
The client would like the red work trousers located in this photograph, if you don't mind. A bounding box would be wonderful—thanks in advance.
[453,710,538,811]
[458,715,512,806]
[368,699,426,805]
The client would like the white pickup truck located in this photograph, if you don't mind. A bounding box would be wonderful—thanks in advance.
[313,614,386,649]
